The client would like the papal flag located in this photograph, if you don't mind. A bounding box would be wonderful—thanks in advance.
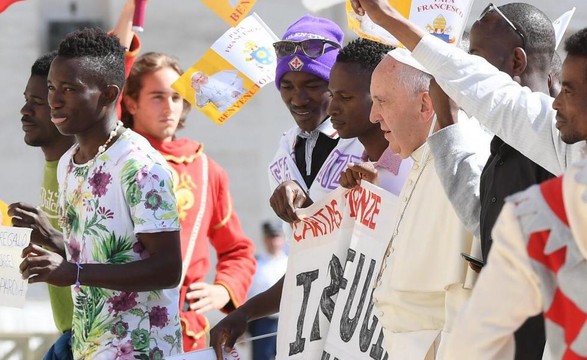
[201,0,256,26]
[347,0,474,46]
[172,13,278,125]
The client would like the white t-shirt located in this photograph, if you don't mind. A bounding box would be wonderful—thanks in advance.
[57,129,182,359]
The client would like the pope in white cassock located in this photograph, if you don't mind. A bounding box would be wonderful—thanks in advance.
[191,70,245,112]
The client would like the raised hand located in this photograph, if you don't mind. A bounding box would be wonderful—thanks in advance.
[349,0,426,51]
[349,0,399,25]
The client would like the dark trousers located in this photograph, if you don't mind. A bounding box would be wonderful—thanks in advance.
[43,330,73,360]
[514,314,546,360]
[248,317,278,360]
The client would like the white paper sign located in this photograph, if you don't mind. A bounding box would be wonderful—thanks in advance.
[0,225,31,308]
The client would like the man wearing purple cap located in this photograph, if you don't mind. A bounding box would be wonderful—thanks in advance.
[268,14,364,223]
[210,15,367,358]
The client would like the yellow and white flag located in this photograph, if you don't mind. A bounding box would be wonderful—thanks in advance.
[347,0,474,46]
[172,13,278,125]
[201,0,256,26]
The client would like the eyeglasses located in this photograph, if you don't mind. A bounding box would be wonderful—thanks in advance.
[479,3,526,49]
[273,39,341,59]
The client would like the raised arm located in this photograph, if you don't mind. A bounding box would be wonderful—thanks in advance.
[427,80,490,238]
[111,0,142,119]
[111,0,136,50]
[350,0,584,175]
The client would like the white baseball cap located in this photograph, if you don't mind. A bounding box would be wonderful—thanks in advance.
[387,47,431,75]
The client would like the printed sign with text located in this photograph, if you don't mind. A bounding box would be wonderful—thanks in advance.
[0,225,31,308]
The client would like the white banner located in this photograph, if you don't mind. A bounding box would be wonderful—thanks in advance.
[0,225,31,308]
[322,184,397,359]
[276,182,398,359]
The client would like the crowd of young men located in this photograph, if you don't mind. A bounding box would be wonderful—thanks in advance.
[7,1,587,359]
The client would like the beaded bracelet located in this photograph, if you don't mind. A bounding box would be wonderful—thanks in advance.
[74,262,83,293]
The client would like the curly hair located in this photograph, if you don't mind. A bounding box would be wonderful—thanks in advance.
[336,38,394,73]
[57,27,126,90]
[564,28,587,57]
[121,52,190,130]
[31,51,57,77]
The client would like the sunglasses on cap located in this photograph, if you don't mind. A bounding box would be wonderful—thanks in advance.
[479,3,526,49]
[273,39,341,59]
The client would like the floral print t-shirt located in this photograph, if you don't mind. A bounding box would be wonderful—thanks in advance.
[57,129,182,359]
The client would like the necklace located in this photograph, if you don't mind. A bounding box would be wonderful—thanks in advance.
[58,120,123,236]
[71,120,124,168]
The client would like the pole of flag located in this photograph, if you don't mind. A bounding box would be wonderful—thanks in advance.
[132,0,146,32]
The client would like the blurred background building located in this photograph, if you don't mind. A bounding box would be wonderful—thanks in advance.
[0,0,582,358]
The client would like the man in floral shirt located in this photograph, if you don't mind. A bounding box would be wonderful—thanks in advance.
[19,28,183,359]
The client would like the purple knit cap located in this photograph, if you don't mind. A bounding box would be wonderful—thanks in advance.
[275,15,344,89]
